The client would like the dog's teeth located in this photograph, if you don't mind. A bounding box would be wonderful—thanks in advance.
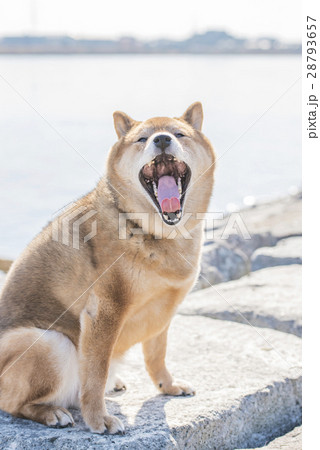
[152,181,158,197]
[178,178,182,194]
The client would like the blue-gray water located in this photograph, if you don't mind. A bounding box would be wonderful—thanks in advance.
[0,55,301,259]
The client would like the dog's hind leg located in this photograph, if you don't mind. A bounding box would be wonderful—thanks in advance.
[18,404,74,427]
[0,327,79,427]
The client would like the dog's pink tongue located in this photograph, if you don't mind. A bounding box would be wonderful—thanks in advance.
[157,176,181,213]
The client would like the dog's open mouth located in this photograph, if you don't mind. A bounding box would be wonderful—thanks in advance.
[139,154,191,225]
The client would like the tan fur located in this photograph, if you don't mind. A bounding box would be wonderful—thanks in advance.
[0,103,215,433]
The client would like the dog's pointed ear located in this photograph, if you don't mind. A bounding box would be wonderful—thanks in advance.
[113,111,136,138]
[180,102,203,131]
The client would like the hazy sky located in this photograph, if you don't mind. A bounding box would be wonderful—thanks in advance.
[0,0,301,43]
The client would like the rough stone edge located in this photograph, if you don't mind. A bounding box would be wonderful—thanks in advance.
[0,377,301,450]
[172,376,302,450]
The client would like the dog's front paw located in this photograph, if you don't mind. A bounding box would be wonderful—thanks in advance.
[87,414,125,435]
[160,379,196,396]
[103,414,125,434]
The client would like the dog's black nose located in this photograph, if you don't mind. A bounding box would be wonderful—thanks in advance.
[153,134,172,151]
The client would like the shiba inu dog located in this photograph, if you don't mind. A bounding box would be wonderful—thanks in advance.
[0,102,215,434]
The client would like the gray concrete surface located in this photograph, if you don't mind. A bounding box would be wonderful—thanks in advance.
[251,237,302,271]
[181,265,301,337]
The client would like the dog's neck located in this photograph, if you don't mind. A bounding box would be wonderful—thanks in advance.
[95,176,205,242]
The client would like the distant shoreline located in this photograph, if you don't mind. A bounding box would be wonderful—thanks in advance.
[0,31,301,56]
